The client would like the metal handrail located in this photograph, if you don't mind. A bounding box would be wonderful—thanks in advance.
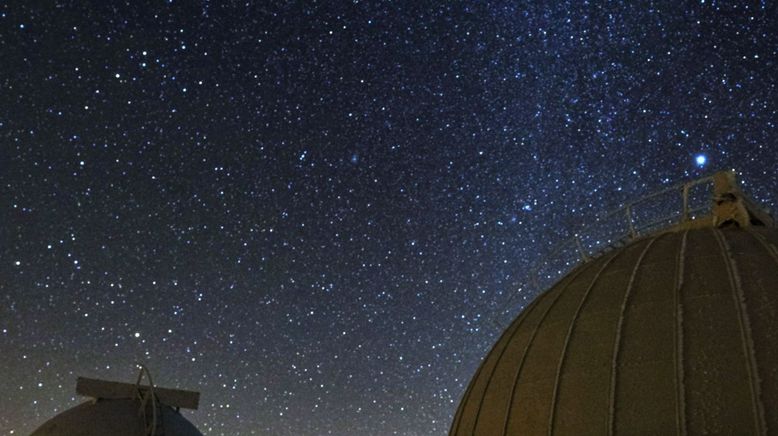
[135,364,159,436]
[494,174,720,327]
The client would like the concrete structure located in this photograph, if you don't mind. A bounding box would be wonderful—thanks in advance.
[451,171,777,435]
[31,366,202,436]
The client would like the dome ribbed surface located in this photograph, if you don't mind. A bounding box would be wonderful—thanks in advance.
[451,227,778,435]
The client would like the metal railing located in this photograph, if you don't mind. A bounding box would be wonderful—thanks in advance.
[495,174,720,327]
[136,364,160,436]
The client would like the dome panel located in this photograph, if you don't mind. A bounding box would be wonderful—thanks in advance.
[550,238,651,434]
[683,229,756,434]
[730,228,778,433]
[463,272,577,435]
[612,234,679,433]
[505,261,607,435]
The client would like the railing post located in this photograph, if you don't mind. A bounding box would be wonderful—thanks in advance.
[626,205,637,239]
[574,236,590,262]
[682,183,690,222]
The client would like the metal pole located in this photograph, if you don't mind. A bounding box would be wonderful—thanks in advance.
[626,205,637,239]
[574,236,590,262]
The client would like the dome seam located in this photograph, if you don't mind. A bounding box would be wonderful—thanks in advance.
[607,234,663,435]
[674,230,689,436]
[746,227,778,265]
[714,229,767,434]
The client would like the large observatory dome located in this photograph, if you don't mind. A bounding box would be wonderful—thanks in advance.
[451,171,778,435]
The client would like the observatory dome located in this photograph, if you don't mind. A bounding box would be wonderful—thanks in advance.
[31,366,203,436]
[451,172,778,435]
[30,398,203,436]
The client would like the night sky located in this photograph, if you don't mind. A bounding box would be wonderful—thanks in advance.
[2,2,777,435]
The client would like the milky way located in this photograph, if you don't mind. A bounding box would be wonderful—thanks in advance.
[2,2,777,435]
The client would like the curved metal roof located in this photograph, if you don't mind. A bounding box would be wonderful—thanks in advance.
[451,226,778,435]
[451,172,778,435]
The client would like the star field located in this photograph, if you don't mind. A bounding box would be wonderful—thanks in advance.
[2,2,777,435]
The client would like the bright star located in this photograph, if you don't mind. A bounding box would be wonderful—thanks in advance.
[695,154,707,167]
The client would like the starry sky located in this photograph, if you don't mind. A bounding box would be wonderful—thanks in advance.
[2,1,777,435]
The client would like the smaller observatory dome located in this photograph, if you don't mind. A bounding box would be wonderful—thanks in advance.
[31,366,203,436]
[451,171,778,435]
